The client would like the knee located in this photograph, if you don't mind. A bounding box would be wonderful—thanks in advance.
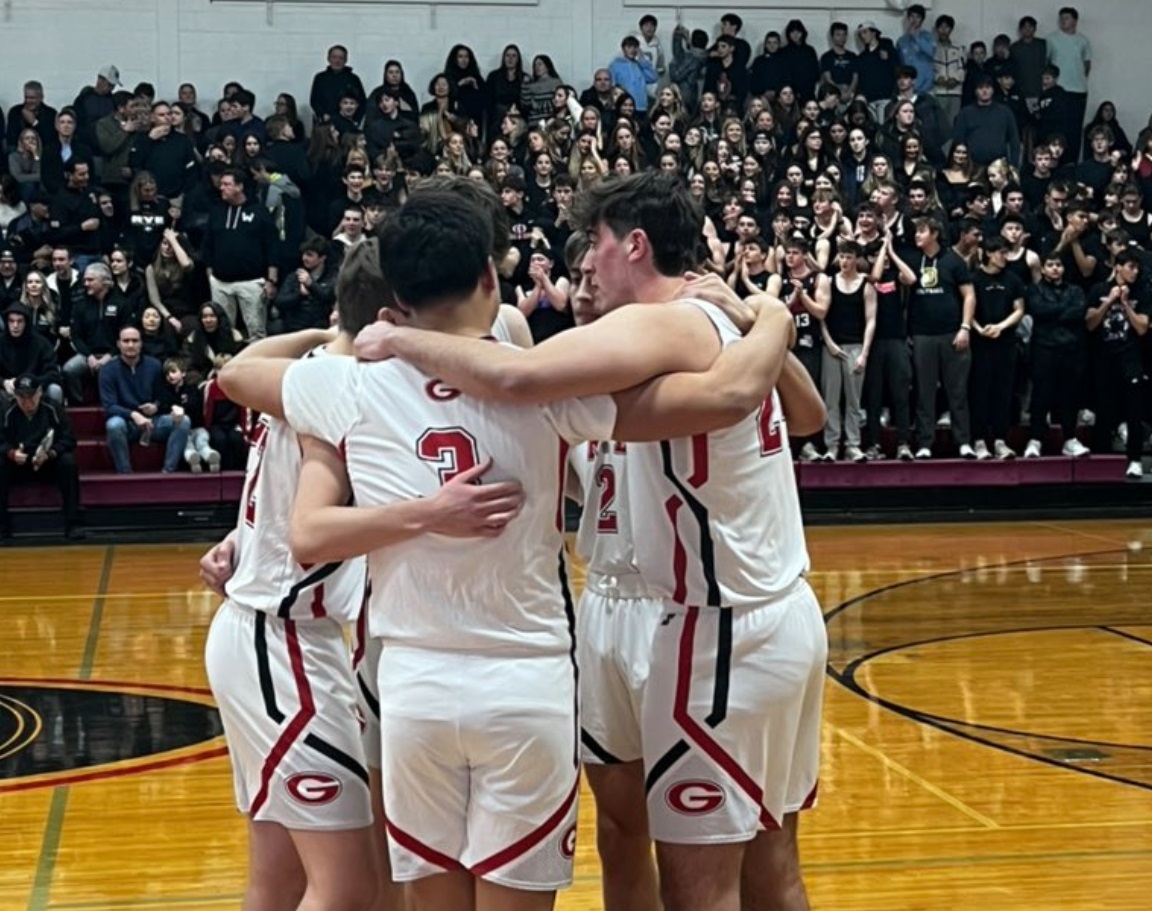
[303,873,378,911]
[105,417,127,438]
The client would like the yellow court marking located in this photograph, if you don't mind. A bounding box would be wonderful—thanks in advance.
[832,725,1001,829]
[0,693,42,760]
[1031,521,1140,548]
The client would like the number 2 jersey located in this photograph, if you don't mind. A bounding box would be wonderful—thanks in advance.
[625,300,811,608]
[282,350,618,656]
[225,350,366,623]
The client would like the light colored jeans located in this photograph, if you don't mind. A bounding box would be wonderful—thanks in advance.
[105,413,191,474]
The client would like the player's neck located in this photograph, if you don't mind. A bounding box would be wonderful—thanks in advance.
[411,292,495,337]
[634,273,687,305]
[328,334,355,356]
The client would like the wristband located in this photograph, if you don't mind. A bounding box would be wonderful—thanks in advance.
[959,324,971,332]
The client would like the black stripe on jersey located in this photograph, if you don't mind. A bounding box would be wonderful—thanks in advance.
[254,611,285,723]
[558,551,580,769]
[303,733,370,787]
[357,672,380,720]
[276,561,343,619]
[581,729,623,764]
[645,741,690,794]
[707,610,733,725]
[659,440,721,607]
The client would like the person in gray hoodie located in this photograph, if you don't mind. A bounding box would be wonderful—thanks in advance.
[952,75,1021,166]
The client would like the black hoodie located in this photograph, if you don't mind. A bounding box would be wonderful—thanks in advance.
[0,303,60,388]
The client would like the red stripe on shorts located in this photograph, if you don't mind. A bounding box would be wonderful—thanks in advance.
[470,775,580,877]
[385,818,466,872]
[673,606,779,830]
[248,620,315,817]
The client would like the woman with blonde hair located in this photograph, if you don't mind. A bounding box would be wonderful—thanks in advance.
[649,83,687,127]
[984,157,1020,214]
[19,269,58,343]
[441,132,473,174]
[8,128,42,188]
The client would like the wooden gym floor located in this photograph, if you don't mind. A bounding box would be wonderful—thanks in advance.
[1,518,1151,910]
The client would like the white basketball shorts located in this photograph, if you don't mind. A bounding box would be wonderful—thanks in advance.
[379,645,581,890]
[205,600,372,830]
[642,580,827,844]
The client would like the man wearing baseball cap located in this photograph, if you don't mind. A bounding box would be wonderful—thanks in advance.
[73,65,121,147]
[0,373,83,542]
[856,21,898,123]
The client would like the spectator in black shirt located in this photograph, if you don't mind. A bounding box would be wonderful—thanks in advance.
[1086,252,1150,475]
[1033,65,1069,148]
[855,22,898,123]
[128,101,198,200]
[40,109,94,197]
[894,216,977,458]
[779,19,822,100]
[0,374,82,541]
[309,45,366,125]
[820,22,859,104]
[1,302,61,404]
[5,80,57,152]
[1024,251,1090,457]
[50,159,102,270]
[62,262,124,403]
[969,237,1027,459]
[274,237,337,333]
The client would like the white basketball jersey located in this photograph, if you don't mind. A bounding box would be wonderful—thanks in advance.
[226,409,365,623]
[571,441,645,582]
[282,351,617,654]
[625,301,810,607]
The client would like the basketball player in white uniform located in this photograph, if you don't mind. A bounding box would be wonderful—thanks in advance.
[220,191,797,911]
[201,245,528,911]
[356,172,827,911]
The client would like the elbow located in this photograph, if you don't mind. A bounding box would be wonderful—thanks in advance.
[789,399,828,438]
[289,519,327,567]
[216,359,240,400]
[495,366,546,405]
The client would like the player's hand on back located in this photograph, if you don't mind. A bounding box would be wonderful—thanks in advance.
[427,458,526,538]
[682,271,758,334]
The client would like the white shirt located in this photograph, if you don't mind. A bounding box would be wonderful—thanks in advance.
[282,349,616,654]
[624,301,810,608]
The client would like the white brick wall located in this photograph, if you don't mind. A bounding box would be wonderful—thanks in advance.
[2,0,1149,134]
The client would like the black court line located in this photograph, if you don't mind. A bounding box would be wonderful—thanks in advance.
[825,546,1152,793]
[1099,626,1152,649]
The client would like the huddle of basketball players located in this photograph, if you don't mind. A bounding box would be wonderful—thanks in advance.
[199,171,830,911]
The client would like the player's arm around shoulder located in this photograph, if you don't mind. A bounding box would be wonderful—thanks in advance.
[217,328,334,419]
[289,437,528,566]
[611,293,795,442]
[359,300,719,405]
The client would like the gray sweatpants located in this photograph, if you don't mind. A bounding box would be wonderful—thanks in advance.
[822,343,865,450]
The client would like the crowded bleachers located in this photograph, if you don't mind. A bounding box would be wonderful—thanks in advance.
[1,4,1147,537]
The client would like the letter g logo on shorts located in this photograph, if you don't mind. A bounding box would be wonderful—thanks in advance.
[286,772,343,805]
[664,780,726,816]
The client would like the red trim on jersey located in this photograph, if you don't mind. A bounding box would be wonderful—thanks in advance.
[555,440,570,532]
[687,434,709,488]
[470,775,580,877]
[799,782,818,810]
[385,818,466,872]
[664,496,688,604]
[673,607,780,831]
[309,584,326,619]
[248,621,315,817]
[352,606,367,669]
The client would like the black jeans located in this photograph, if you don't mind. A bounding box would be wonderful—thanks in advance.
[0,452,81,529]
[1029,344,1081,440]
[969,337,1016,442]
[864,337,912,446]
[1092,347,1145,460]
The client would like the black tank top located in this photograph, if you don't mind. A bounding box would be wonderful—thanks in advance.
[826,276,867,344]
[1121,211,1152,249]
[787,271,823,350]
[1003,250,1034,288]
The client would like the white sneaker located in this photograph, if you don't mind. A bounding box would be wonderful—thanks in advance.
[819,449,837,462]
[915,446,932,460]
[864,444,885,461]
[845,445,867,463]
[1126,460,1144,479]
[206,450,222,473]
[993,440,1016,460]
[897,443,914,461]
[958,444,977,460]
[973,440,991,460]
[1023,439,1043,459]
[936,412,952,428]
[1078,409,1096,427]
[798,442,819,462]
[1062,438,1090,458]
[186,451,202,473]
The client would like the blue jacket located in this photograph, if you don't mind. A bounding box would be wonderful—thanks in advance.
[99,355,165,421]
[609,56,658,111]
[897,29,937,95]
